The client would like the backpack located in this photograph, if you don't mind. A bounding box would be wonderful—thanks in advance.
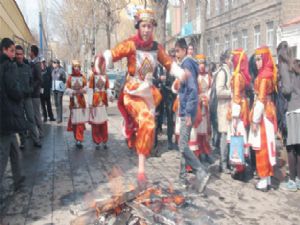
[209,67,228,129]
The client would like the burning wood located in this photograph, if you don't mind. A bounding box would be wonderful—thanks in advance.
[70,183,207,225]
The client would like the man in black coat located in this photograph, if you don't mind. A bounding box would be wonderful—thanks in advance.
[30,45,43,138]
[40,58,55,122]
[15,45,41,148]
[0,38,26,192]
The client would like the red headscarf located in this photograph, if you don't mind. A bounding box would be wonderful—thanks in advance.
[232,48,251,87]
[255,46,277,90]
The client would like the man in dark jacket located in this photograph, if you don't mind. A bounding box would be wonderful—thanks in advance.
[15,45,41,148]
[175,38,210,193]
[30,45,43,137]
[0,38,26,192]
[40,58,55,122]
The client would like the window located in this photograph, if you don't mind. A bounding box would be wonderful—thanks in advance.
[242,29,248,51]
[184,3,189,23]
[232,32,238,49]
[215,37,220,60]
[224,0,229,11]
[254,25,260,49]
[266,21,274,49]
[207,39,212,58]
[207,0,211,18]
[224,34,230,50]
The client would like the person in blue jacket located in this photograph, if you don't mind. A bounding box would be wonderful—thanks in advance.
[174,38,210,193]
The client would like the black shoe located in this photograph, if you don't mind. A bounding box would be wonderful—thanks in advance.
[103,143,108,150]
[20,144,25,150]
[14,176,26,192]
[43,118,47,122]
[50,117,56,122]
[95,144,100,150]
[33,142,42,148]
[76,141,83,149]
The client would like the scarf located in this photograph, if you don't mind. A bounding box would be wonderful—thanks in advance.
[131,30,153,49]
[232,48,251,87]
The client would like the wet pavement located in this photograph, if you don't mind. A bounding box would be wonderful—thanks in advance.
[1,99,300,225]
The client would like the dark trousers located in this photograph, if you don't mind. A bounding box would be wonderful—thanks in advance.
[164,90,176,143]
[53,91,63,122]
[0,134,21,186]
[40,94,54,120]
[20,97,40,144]
[287,144,300,181]
[154,88,176,147]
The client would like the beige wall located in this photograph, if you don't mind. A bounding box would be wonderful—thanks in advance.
[0,0,34,44]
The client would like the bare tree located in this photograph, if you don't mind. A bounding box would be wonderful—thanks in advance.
[96,0,131,49]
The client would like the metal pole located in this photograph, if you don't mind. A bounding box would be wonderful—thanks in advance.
[39,12,43,56]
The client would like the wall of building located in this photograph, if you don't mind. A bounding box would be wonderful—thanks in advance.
[0,0,34,45]
[167,0,300,62]
[204,0,282,61]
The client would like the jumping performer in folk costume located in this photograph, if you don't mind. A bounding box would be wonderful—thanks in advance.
[94,8,186,187]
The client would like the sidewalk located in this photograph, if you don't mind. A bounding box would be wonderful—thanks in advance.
[1,100,300,225]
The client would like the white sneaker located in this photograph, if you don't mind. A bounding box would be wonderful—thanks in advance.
[256,177,268,192]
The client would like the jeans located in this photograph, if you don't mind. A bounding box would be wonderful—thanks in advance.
[53,91,63,122]
[179,117,207,176]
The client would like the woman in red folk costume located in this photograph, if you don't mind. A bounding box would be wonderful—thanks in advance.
[227,49,251,178]
[88,65,110,150]
[65,60,88,149]
[95,8,185,187]
[249,46,277,191]
[192,54,212,164]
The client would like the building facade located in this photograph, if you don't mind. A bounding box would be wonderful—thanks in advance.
[167,0,300,62]
[0,0,34,54]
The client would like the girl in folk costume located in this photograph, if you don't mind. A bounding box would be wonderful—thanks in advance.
[65,60,88,149]
[87,66,111,150]
[190,54,212,165]
[227,49,251,177]
[94,8,186,186]
[249,46,278,191]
